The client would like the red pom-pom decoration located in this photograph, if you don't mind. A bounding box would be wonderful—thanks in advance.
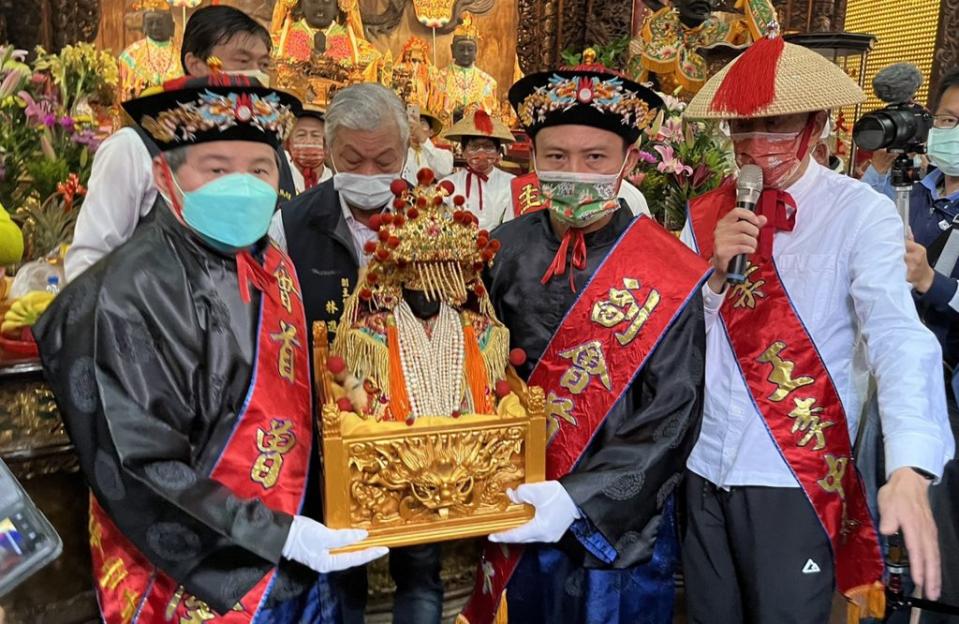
[392,198,407,210]
[416,196,428,208]
[481,250,495,262]
[509,348,527,367]
[390,179,407,196]
[453,195,466,206]
[375,249,390,261]
[488,239,502,252]
[417,168,435,186]
[473,282,486,296]
[387,236,401,248]
[327,355,347,375]
[451,410,461,419]
[432,195,444,206]
[393,215,406,227]
[337,397,355,412]
[366,271,379,284]
[473,261,485,271]
[439,180,455,194]
[407,208,419,220]
[363,240,377,254]
[478,229,490,239]
[369,214,383,230]
[405,416,416,426]
[381,213,394,225]
[495,379,511,398]
[378,229,390,241]
[359,287,373,301]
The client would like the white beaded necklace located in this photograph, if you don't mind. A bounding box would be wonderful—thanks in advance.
[394,300,464,419]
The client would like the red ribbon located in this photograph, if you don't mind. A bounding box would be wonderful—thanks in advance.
[756,189,797,261]
[301,167,319,190]
[466,169,489,211]
[540,227,587,292]
[237,250,277,304]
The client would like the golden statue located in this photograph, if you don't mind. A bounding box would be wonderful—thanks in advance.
[630,0,778,96]
[270,0,381,81]
[118,0,181,99]
[316,170,545,549]
[393,37,444,114]
[437,16,498,116]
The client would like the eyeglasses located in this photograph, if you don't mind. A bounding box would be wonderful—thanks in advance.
[465,144,499,154]
[933,115,959,130]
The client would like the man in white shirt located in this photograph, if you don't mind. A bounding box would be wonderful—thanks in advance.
[441,109,516,231]
[65,5,282,282]
[681,37,954,623]
[286,106,332,195]
[402,111,453,185]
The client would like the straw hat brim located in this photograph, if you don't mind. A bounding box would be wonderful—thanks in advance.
[685,42,865,119]
[443,117,515,144]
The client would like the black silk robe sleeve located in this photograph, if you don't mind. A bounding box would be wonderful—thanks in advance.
[559,293,706,566]
[34,225,293,613]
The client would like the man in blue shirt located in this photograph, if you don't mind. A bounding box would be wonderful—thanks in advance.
[862,68,959,623]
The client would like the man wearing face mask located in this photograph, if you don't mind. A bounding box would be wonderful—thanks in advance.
[65,5,296,283]
[441,108,516,231]
[681,37,954,623]
[458,64,709,624]
[33,75,387,624]
[286,104,332,195]
[401,110,454,186]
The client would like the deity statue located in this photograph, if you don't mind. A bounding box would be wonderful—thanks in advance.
[330,169,512,425]
[118,0,181,100]
[270,0,381,81]
[436,16,498,116]
[630,0,779,97]
[393,37,444,114]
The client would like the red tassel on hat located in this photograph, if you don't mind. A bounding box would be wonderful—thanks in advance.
[709,35,785,116]
[474,109,494,135]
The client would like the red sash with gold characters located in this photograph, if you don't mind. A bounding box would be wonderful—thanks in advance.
[510,172,545,218]
[89,243,313,624]
[687,184,885,611]
[459,216,711,624]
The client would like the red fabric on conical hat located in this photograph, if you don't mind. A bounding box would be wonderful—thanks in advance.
[709,36,785,116]
[474,109,494,135]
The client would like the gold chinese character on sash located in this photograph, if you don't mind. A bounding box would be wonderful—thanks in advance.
[517,183,543,214]
[731,264,766,309]
[180,595,216,624]
[817,454,848,500]
[591,277,661,346]
[120,588,139,624]
[270,321,301,383]
[99,556,128,591]
[326,300,340,316]
[788,397,834,451]
[546,391,577,442]
[758,341,815,402]
[274,265,298,314]
[559,340,612,394]
[251,418,297,489]
[89,513,103,556]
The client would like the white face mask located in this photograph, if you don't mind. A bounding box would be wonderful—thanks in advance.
[333,171,398,210]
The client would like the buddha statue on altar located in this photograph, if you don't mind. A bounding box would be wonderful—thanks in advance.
[270,0,381,80]
[118,0,181,99]
[393,37,443,115]
[630,0,778,97]
[437,16,498,116]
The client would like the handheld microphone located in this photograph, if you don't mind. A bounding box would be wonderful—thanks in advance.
[726,164,764,285]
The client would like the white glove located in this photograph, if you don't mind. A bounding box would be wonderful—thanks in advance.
[282,515,388,573]
[489,481,581,544]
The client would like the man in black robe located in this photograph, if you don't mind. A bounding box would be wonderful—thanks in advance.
[459,62,708,624]
[33,75,385,624]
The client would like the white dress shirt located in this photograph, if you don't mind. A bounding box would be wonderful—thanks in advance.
[285,149,332,196]
[402,139,454,185]
[65,128,155,282]
[682,161,954,487]
[269,190,376,267]
[442,167,515,232]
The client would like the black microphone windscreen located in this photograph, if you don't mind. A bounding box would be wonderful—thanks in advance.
[872,63,923,104]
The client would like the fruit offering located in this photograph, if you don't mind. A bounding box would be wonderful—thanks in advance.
[1,291,56,337]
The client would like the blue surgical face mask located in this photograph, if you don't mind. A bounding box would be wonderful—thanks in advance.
[171,172,278,249]
[928,126,959,177]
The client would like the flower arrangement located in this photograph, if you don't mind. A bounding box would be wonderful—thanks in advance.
[0,43,117,263]
[631,91,733,230]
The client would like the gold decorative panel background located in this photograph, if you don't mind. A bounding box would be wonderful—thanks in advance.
[844,0,940,112]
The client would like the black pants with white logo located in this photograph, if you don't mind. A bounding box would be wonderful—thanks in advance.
[682,471,836,624]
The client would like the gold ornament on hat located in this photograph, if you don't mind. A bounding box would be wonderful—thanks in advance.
[452,14,480,41]
[133,0,170,11]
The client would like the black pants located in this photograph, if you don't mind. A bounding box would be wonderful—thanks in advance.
[682,471,835,624]
[332,543,444,624]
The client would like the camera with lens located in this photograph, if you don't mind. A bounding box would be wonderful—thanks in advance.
[852,101,932,153]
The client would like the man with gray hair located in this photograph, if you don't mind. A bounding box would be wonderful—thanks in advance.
[269,83,445,624]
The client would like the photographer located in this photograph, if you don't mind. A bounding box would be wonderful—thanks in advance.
[860,68,959,623]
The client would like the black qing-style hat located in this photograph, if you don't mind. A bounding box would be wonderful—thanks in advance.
[122,74,302,151]
[508,60,663,145]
